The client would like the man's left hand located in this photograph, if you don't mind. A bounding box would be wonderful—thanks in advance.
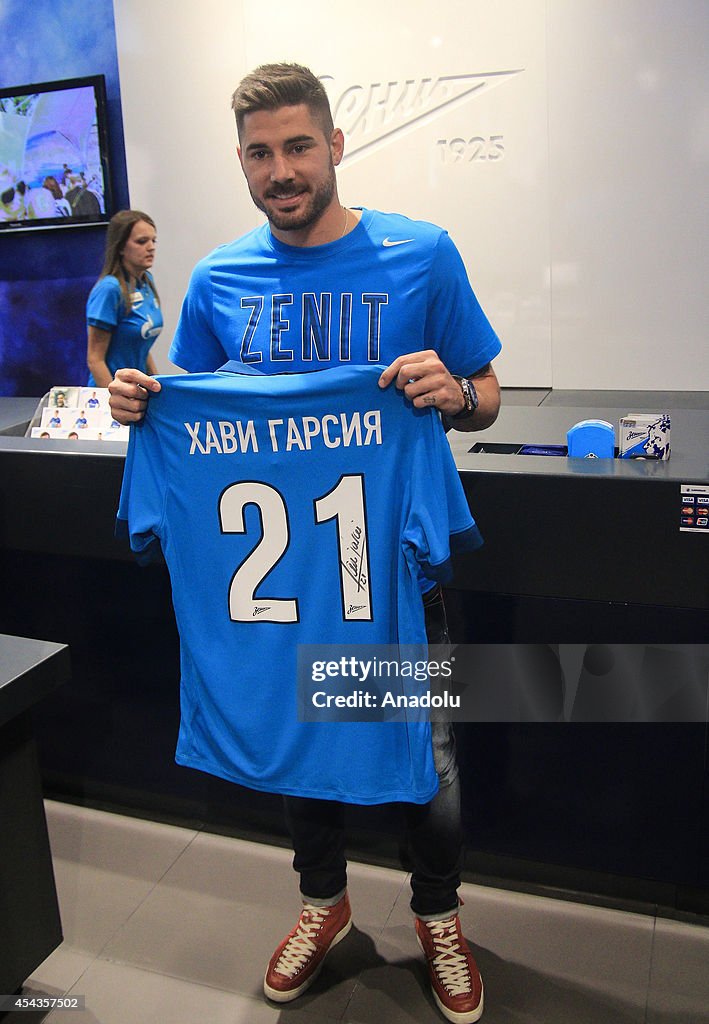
[378,350,500,430]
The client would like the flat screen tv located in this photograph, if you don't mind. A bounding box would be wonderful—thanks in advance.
[0,74,113,232]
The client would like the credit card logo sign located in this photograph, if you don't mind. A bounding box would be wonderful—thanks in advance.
[679,484,709,534]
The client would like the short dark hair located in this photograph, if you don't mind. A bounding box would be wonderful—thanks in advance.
[231,63,334,138]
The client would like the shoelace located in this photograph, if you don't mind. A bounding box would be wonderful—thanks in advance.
[275,904,329,979]
[426,917,473,996]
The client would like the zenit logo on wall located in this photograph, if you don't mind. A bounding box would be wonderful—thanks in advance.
[320,70,523,165]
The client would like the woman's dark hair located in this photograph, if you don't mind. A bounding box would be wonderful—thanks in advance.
[98,209,159,311]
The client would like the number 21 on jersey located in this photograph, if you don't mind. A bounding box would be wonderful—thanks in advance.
[218,473,372,624]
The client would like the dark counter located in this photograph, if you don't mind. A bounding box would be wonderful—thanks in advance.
[0,634,70,994]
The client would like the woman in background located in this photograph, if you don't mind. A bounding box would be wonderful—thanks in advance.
[86,210,162,386]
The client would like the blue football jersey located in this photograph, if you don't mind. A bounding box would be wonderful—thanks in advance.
[117,364,482,804]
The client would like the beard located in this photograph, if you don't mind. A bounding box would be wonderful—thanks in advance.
[249,166,337,234]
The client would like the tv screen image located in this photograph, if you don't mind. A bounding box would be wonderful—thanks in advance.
[0,74,112,231]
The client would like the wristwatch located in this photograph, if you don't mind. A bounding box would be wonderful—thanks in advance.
[451,375,479,420]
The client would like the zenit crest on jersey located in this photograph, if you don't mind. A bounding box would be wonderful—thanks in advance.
[117,364,482,804]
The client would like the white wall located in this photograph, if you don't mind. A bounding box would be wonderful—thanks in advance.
[547,1,708,390]
[113,0,708,390]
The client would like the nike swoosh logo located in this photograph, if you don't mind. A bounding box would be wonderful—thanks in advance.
[382,237,414,247]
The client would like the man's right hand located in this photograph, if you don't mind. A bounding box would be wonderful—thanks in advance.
[108,368,161,425]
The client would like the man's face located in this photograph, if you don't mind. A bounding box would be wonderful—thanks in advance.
[237,104,343,239]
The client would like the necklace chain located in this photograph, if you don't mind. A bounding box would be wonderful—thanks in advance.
[339,206,349,239]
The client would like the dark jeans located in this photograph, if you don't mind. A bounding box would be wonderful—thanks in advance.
[283,584,462,918]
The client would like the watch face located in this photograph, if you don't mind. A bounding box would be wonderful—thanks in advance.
[452,376,477,419]
[463,378,478,411]
[459,382,471,412]
[469,380,479,410]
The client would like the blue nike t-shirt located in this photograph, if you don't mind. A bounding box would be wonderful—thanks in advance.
[168,208,500,597]
[117,364,482,805]
[169,208,501,376]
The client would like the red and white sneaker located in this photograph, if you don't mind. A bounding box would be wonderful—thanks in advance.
[263,892,352,1003]
[415,913,484,1023]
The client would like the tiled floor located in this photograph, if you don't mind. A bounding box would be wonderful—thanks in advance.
[13,801,709,1023]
